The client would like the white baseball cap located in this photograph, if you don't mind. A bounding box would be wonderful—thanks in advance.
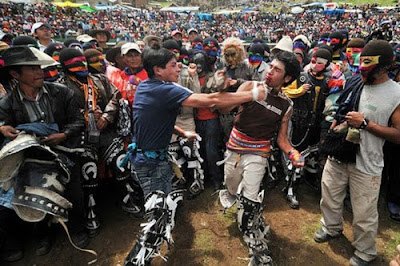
[31,22,51,35]
[77,34,96,43]
[121,43,141,55]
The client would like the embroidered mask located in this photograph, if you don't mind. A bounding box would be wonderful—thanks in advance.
[191,42,203,50]
[43,66,60,82]
[179,54,189,66]
[359,55,380,73]
[87,54,106,73]
[293,41,307,51]
[328,38,341,50]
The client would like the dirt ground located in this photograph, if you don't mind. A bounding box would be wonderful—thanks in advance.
[5,179,400,266]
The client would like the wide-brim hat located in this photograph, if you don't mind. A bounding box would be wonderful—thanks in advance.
[271,36,293,53]
[29,47,59,68]
[143,35,161,46]
[105,41,127,64]
[89,29,111,41]
[2,46,54,67]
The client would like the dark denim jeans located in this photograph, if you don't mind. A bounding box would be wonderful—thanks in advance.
[195,118,222,185]
[134,160,173,198]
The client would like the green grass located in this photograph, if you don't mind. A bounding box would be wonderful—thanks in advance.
[300,218,321,244]
[381,228,400,260]
[193,230,216,250]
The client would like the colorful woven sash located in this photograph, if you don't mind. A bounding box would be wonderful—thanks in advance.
[226,127,271,157]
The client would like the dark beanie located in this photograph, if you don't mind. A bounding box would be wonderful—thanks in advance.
[249,43,265,55]
[315,43,333,55]
[59,48,84,67]
[203,37,220,50]
[361,40,393,67]
[84,48,102,59]
[44,43,66,56]
[320,32,330,39]
[180,46,189,55]
[162,39,180,50]
[347,38,365,48]
[313,48,332,63]
[329,31,344,42]
[64,39,81,48]
[12,36,38,47]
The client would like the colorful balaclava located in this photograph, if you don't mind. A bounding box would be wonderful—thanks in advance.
[179,47,189,66]
[191,36,203,50]
[345,38,365,73]
[163,39,181,60]
[60,48,89,78]
[360,40,393,85]
[43,43,66,82]
[202,37,220,65]
[248,43,264,68]
[84,48,106,74]
[309,48,332,76]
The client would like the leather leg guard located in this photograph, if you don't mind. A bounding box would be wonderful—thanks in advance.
[237,193,272,266]
[179,138,204,196]
[113,153,144,217]
[124,190,184,266]
[81,150,100,232]
[284,162,301,209]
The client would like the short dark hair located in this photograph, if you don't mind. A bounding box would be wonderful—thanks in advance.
[274,51,301,87]
[143,47,176,79]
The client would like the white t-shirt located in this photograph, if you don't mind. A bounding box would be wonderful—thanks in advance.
[356,79,400,176]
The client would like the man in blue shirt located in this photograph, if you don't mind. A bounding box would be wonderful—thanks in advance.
[125,47,267,266]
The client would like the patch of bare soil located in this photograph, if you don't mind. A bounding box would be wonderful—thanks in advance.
[5,179,399,266]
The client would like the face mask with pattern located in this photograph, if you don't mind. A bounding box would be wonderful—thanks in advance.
[179,54,189,66]
[191,42,203,50]
[328,38,341,51]
[310,56,328,76]
[43,66,60,82]
[346,47,363,67]
[359,55,381,84]
[224,47,241,68]
[64,56,89,78]
[192,53,207,74]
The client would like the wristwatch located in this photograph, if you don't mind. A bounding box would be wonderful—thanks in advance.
[359,118,369,129]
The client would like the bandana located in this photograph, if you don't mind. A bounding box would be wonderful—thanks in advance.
[346,48,363,66]
[64,56,89,77]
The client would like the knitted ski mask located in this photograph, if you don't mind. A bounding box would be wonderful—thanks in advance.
[84,48,106,74]
[310,48,332,76]
[179,47,189,66]
[360,40,393,85]
[191,36,203,50]
[191,50,210,75]
[60,48,88,78]
[248,43,264,68]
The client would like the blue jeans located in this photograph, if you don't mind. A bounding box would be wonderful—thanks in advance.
[134,160,173,198]
[195,118,222,185]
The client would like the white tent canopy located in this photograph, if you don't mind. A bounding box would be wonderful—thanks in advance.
[160,6,200,12]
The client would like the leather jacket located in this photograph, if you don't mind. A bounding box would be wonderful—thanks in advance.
[0,81,84,146]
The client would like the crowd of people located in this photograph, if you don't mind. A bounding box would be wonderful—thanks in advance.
[0,1,400,266]
[1,2,400,43]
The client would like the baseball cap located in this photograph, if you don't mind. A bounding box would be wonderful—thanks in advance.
[188,28,198,34]
[171,30,182,37]
[31,23,51,35]
[121,43,141,55]
[77,34,96,43]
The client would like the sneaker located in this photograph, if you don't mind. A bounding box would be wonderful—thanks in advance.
[349,255,372,266]
[314,228,342,243]
[286,194,299,209]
